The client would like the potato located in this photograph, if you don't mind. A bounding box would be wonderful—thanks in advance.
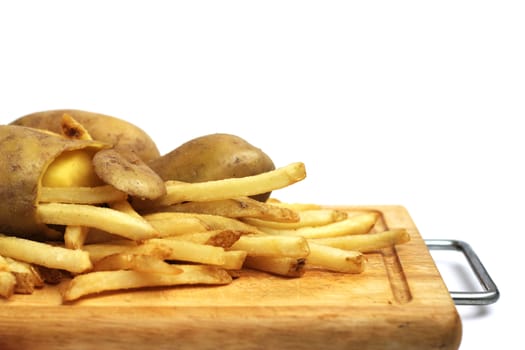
[10,109,160,162]
[0,125,107,239]
[148,133,275,202]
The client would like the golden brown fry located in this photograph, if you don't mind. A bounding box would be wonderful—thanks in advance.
[136,162,306,208]
[39,185,127,204]
[36,203,159,241]
[306,242,364,273]
[93,253,183,275]
[64,225,90,250]
[244,256,306,277]
[0,271,16,298]
[242,208,348,229]
[311,228,411,252]
[229,235,310,258]
[62,265,232,301]
[0,234,92,273]
[257,212,379,239]
[163,197,300,223]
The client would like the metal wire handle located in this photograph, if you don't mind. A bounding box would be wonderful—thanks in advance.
[425,239,500,306]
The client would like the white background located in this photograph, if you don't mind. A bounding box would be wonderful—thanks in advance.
[1,1,523,348]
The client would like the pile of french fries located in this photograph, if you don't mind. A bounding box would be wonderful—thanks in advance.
[0,137,410,303]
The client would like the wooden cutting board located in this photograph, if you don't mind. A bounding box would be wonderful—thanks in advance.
[0,205,462,350]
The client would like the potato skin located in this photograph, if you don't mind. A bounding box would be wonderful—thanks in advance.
[0,125,106,239]
[148,133,275,202]
[10,109,160,162]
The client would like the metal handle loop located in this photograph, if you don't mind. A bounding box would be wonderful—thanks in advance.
[425,239,500,306]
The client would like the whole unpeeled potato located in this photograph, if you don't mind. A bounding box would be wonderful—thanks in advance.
[148,133,276,202]
[10,109,160,162]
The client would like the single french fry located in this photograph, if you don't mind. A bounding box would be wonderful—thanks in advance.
[229,235,310,258]
[93,253,183,275]
[144,212,263,235]
[257,212,379,239]
[242,208,348,229]
[163,197,300,223]
[188,213,263,233]
[0,234,92,273]
[167,230,242,249]
[0,271,16,298]
[143,212,211,237]
[39,185,127,204]
[243,256,306,277]
[36,203,159,241]
[137,162,306,208]
[306,242,364,273]
[62,265,232,301]
[311,228,411,252]
[82,240,171,264]
[146,238,229,266]
[64,225,90,250]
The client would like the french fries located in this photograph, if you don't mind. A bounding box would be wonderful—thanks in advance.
[161,197,300,223]
[36,203,159,241]
[135,162,306,208]
[0,119,412,303]
[310,229,411,253]
[244,256,306,277]
[63,265,232,301]
[0,235,92,273]
[254,212,379,238]
[39,185,127,204]
[229,235,310,258]
[93,253,183,275]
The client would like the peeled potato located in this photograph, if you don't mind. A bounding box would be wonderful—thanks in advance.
[0,125,107,239]
[10,109,160,162]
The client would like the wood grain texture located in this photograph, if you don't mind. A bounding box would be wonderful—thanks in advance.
[0,205,462,350]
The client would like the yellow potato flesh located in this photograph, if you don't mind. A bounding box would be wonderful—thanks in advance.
[41,149,102,187]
